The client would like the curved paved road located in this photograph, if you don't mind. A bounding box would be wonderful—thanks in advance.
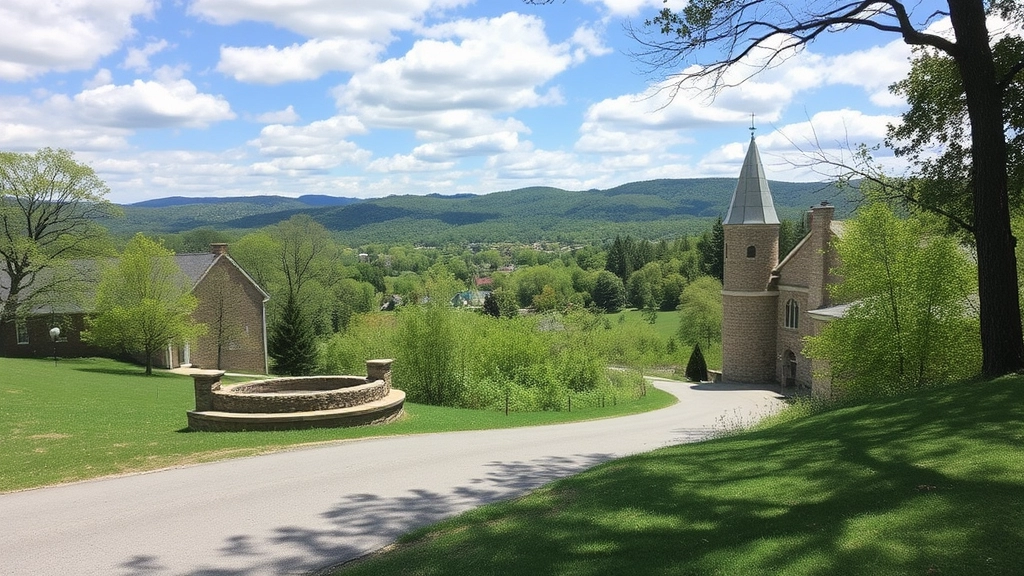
[0,379,781,576]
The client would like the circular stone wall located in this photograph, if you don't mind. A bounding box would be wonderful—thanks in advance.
[211,376,389,414]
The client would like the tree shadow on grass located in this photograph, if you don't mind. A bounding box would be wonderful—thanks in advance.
[333,378,1024,576]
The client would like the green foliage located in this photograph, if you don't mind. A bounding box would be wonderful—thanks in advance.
[696,217,724,281]
[592,270,626,313]
[677,275,723,349]
[685,342,708,382]
[0,148,118,342]
[268,293,318,376]
[393,304,467,407]
[805,203,981,395]
[85,234,204,375]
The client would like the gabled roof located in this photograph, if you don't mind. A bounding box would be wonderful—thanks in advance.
[723,135,779,225]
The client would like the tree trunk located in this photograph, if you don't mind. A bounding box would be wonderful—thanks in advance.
[950,0,1024,376]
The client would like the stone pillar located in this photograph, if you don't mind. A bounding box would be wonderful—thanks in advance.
[366,359,394,390]
[192,370,225,411]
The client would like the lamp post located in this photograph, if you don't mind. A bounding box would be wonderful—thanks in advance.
[49,326,60,367]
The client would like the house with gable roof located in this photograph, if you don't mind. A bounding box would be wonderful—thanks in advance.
[1,243,270,374]
[720,133,846,397]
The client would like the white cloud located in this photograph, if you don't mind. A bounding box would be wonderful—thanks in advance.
[72,70,236,129]
[366,154,455,173]
[189,0,473,39]
[217,38,384,84]
[580,0,686,18]
[84,68,114,89]
[255,105,300,125]
[336,12,597,146]
[122,39,171,72]
[248,115,372,173]
[0,0,156,80]
[0,95,131,151]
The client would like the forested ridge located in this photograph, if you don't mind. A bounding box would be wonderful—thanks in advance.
[103,178,852,244]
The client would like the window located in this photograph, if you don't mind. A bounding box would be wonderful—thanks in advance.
[16,321,29,344]
[785,299,799,329]
[746,245,756,258]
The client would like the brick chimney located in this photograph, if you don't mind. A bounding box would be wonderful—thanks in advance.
[210,243,228,256]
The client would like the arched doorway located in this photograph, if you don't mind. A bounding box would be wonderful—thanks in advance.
[785,350,797,388]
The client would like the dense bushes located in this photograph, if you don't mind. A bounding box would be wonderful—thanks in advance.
[318,307,660,412]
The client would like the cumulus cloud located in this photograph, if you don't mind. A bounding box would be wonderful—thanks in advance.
[189,0,473,39]
[248,115,372,173]
[122,39,171,72]
[217,38,384,84]
[336,12,600,148]
[581,0,686,18]
[255,105,300,124]
[0,0,156,80]
[72,70,236,129]
[0,95,131,151]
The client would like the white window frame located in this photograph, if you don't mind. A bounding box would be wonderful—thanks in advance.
[16,321,29,344]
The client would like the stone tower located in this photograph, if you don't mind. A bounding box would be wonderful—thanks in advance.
[721,134,780,384]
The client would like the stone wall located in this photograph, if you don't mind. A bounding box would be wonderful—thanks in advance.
[212,378,389,414]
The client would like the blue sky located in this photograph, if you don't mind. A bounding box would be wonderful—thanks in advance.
[0,0,964,204]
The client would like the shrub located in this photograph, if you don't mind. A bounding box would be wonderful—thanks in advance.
[685,342,709,382]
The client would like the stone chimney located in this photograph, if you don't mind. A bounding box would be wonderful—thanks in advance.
[807,202,836,310]
[210,243,228,256]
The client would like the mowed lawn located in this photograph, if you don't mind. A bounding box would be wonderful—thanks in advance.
[0,357,674,493]
[337,376,1024,576]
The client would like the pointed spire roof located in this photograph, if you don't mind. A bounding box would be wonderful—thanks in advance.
[723,135,779,225]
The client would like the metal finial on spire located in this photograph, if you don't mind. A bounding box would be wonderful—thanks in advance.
[749,113,756,137]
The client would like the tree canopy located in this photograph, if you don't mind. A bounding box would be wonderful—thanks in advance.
[0,148,118,350]
[85,234,204,375]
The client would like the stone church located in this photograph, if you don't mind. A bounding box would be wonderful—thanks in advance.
[720,134,845,397]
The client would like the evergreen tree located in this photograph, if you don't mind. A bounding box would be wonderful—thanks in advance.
[269,293,318,376]
[482,291,501,318]
[592,270,626,313]
[697,217,724,281]
[685,342,709,382]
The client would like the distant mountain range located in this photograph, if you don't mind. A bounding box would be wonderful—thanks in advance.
[104,179,857,245]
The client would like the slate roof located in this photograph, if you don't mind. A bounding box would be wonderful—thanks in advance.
[723,135,780,225]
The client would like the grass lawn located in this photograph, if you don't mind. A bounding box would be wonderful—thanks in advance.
[613,308,722,370]
[0,357,675,493]
[336,376,1024,576]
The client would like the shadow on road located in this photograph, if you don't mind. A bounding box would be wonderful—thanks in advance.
[118,453,615,576]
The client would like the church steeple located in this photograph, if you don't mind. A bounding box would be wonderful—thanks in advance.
[723,135,779,225]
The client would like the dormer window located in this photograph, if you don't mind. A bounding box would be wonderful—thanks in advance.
[746,245,756,258]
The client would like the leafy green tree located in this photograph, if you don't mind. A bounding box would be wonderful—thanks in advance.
[626,262,663,310]
[86,234,205,375]
[605,235,635,281]
[660,273,687,311]
[482,291,501,318]
[696,217,724,281]
[0,148,118,352]
[677,275,723,350]
[805,203,981,395]
[627,0,1024,376]
[393,304,465,406]
[592,270,626,313]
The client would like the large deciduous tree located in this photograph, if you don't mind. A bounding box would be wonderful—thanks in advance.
[0,148,118,352]
[529,0,1024,376]
[677,275,723,350]
[805,203,981,395]
[86,234,205,375]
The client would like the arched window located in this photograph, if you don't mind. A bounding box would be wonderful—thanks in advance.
[746,245,756,258]
[785,299,799,329]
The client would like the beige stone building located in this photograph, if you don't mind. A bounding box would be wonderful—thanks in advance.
[721,135,844,397]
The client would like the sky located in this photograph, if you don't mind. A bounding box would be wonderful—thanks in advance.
[0,0,970,205]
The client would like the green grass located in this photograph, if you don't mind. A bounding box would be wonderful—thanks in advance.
[613,308,680,341]
[336,376,1024,576]
[0,357,675,493]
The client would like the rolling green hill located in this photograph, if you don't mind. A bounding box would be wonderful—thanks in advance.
[100,179,857,245]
